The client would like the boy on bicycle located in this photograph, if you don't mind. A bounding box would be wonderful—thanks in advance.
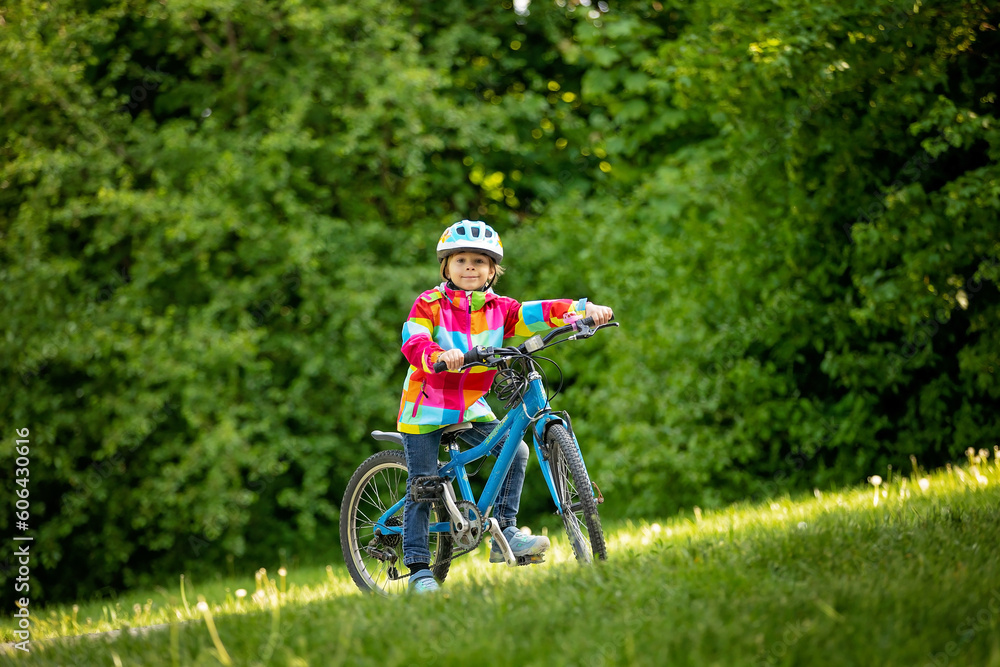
[398,220,613,592]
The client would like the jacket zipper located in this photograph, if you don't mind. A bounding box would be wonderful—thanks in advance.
[456,294,474,422]
[466,296,473,349]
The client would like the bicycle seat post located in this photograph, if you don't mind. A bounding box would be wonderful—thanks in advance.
[440,421,472,458]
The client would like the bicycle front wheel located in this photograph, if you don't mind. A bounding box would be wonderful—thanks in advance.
[546,424,607,562]
[340,450,453,594]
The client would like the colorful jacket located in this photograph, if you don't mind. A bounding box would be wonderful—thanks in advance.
[397,282,587,434]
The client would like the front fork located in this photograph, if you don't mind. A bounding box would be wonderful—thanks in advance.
[532,412,598,514]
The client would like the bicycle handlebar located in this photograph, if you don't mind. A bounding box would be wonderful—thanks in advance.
[431,316,616,373]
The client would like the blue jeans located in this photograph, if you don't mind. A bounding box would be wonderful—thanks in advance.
[402,420,528,568]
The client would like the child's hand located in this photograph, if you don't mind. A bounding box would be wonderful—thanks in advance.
[585,303,614,326]
[437,349,465,371]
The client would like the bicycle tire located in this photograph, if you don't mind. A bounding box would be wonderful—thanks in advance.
[546,424,607,562]
[340,450,453,594]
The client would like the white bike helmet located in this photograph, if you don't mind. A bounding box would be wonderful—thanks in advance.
[436,220,503,263]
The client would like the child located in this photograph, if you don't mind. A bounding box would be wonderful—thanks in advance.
[397,219,614,593]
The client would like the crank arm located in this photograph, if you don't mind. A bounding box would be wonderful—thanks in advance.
[486,518,517,566]
[440,482,467,534]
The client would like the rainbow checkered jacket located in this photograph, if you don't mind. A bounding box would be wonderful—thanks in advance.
[397,282,587,434]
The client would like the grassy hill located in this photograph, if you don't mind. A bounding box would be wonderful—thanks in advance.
[4,450,1000,666]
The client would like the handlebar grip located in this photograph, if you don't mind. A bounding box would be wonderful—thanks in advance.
[578,314,615,328]
[432,347,486,373]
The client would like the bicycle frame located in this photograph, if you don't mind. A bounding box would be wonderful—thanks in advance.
[372,369,589,538]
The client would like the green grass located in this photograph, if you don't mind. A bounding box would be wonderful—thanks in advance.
[4,450,1000,666]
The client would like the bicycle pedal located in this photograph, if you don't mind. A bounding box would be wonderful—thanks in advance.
[410,475,446,503]
[515,555,545,566]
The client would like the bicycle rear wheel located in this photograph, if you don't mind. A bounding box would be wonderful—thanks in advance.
[340,450,453,594]
[546,424,607,562]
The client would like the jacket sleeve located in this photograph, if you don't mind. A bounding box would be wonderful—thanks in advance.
[401,297,444,374]
[502,296,588,339]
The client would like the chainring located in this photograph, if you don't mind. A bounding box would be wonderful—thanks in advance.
[450,500,485,551]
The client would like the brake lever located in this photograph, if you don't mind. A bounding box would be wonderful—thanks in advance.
[569,321,619,340]
[568,320,595,340]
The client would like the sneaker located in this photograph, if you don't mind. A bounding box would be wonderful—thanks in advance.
[408,569,440,594]
[490,526,550,563]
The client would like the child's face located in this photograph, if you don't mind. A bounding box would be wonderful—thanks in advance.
[445,252,496,290]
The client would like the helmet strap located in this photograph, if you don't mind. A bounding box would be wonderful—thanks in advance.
[446,279,491,292]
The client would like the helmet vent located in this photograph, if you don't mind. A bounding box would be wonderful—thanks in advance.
[471,226,480,238]
[456,225,466,236]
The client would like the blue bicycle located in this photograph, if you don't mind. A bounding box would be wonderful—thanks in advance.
[340,316,619,594]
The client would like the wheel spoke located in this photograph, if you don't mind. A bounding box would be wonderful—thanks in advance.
[360,485,383,512]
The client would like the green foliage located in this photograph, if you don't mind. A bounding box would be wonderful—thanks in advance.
[530,0,1000,515]
[1,0,997,602]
